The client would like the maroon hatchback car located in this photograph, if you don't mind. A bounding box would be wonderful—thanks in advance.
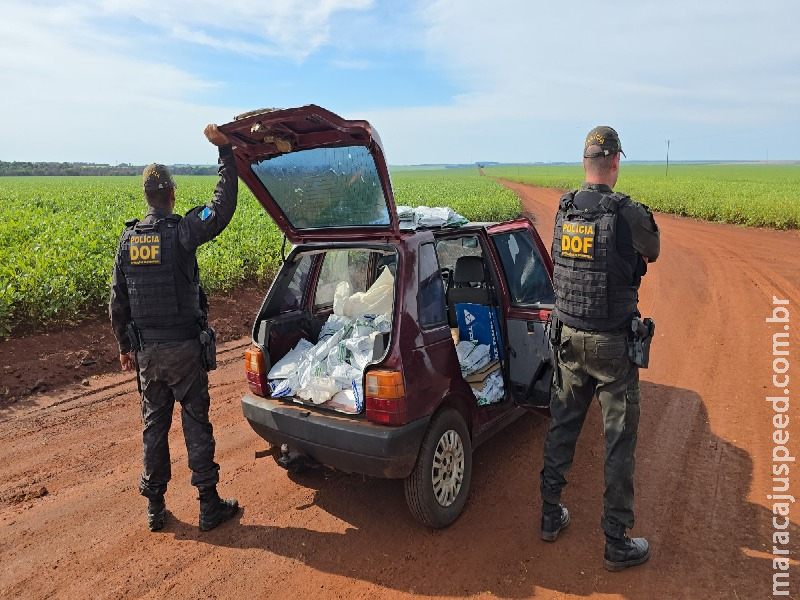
[219,106,556,528]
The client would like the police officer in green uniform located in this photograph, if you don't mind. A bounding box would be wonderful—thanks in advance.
[109,124,240,532]
[540,126,660,571]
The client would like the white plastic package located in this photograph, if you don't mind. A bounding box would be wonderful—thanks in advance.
[331,380,363,411]
[334,268,394,318]
[397,205,415,220]
[344,333,378,372]
[397,205,468,230]
[297,377,341,404]
[473,370,505,405]
[319,314,354,341]
[268,338,314,380]
[456,340,491,375]
[267,266,396,412]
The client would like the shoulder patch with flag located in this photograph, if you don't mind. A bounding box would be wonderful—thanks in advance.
[199,207,213,221]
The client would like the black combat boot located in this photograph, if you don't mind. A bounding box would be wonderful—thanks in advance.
[603,534,650,572]
[147,496,166,532]
[540,503,570,542]
[198,487,239,531]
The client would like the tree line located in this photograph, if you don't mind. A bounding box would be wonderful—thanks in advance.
[0,161,218,177]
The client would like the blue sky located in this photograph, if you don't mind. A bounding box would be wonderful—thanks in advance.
[2,0,798,165]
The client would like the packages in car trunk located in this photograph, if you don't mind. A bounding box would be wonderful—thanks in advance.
[259,247,396,414]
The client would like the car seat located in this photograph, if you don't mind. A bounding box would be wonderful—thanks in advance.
[447,255,490,327]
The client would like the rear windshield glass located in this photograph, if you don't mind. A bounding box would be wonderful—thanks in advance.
[252,145,390,230]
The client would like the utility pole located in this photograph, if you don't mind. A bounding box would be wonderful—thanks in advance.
[665,140,671,177]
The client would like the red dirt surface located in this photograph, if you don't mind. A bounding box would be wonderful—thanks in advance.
[1,182,798,599]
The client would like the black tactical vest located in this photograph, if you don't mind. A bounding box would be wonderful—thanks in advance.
[120,216,204,333]
[551,190,638,331]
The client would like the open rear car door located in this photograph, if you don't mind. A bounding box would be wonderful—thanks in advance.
[219,105,400,245]
[487,220,556,411]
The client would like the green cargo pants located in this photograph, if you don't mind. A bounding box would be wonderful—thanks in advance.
[540,324,640,539]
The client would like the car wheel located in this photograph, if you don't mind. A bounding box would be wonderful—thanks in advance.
[404,408,472,529]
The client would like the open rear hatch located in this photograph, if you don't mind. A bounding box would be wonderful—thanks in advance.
[219,105,400,244]
[245,245,398,417]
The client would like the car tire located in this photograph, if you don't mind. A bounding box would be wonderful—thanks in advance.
[404,408,472,529]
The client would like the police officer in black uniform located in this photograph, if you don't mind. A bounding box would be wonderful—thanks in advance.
[540,126,660,571]
[109,124,239,532]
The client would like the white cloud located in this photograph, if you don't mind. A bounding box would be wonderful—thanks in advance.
[0,2,230,163]
[2,0,798,163]
[363,0,800,162]
[99,0,374,61]
[329,58,373,70]
[0,0,375,162]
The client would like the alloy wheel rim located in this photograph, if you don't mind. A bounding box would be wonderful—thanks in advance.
[431,429,465,507]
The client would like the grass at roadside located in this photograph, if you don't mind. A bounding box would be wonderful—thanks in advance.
[486,164,800,230]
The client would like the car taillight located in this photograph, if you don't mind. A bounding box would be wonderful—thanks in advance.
[244,346,268,396]
[365,370,406,425]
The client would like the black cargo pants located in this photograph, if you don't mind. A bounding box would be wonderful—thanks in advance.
[136,339,219,499]
[540,324,640,540]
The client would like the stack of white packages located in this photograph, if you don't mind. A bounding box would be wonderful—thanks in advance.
[267,270,394,412]
[473,370,504,406]
[397,205,415,226]
[455,339,491,376]
[457,339,505,405]
[396,205,469,230]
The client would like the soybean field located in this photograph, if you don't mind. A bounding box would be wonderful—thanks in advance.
[3,163,795,335]
[393,168,520,222]
[486,163,800,229]
[0,171,519,333]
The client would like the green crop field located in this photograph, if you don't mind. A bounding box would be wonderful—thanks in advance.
[392,169,521,222]
[3,164,795,335]
[0,171,518,334]
[486,163,800,230]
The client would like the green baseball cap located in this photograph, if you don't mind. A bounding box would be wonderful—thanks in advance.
[142,163,177,190]
[584,126,626,158]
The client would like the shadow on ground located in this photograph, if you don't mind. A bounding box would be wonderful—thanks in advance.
[162,381,788,598]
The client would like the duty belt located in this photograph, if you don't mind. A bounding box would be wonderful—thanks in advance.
[561,323,630,335]
[138,326,200,344]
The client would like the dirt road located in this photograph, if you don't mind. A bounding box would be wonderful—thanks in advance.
[2,182,798,599]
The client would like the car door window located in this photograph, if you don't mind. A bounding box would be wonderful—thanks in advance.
[435,237,482,272]
[314,250,369,308]
[491,231,554,307]
[418,242,447,328]
[278,254,312,313]
[435,236,483,291]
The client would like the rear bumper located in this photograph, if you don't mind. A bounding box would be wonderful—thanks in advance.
[241,393,430,479]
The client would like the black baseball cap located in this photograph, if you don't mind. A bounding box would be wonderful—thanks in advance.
[584,126,626,158]
[142,163,177,190]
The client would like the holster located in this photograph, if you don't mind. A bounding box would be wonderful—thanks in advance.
[126,322,142,352]
[125,322,142,394]
[547,314,563,388]
[629,317,655,368]
[200,327,217,372]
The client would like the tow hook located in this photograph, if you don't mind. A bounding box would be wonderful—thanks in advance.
[276,443,319,474]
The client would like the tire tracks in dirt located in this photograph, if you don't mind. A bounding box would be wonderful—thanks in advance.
[1,181,798,599]
[501,179,800,598]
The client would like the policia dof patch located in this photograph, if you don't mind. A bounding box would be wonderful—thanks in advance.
[129,232,162,265]
[560,221,596,260]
